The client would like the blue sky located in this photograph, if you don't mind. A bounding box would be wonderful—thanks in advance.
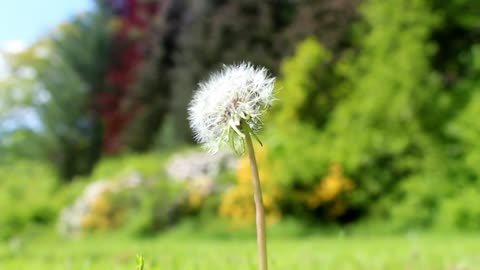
[0,1,94,130]
[0,0,94,52]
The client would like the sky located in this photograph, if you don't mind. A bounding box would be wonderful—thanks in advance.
[0,1,94,130]
[0,1,94,52]
[0,1,93,79]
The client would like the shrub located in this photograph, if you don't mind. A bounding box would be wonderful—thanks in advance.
[59,152,191,236]
[219,146,282,227]
[85,152,167,181]
[305,163,354,218]
[121,179,187,235]
[437,187,480,231]
[266,37,339,188]
[0,161,58,240]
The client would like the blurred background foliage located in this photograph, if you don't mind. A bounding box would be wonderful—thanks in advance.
[1,0,480,240]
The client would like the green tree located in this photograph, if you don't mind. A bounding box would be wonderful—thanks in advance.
[447,45,480,180]
[319,0,443,217]
[266,37,350,189]
[164,0,359,144]
[5,9,113,180]
[266,0,455,226]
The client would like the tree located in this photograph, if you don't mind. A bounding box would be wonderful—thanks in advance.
[165,0,360,144]
[121,0,178,151]
[319,0,442,214]
[5,9,113,180]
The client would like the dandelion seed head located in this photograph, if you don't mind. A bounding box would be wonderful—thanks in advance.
[188,62,276,153]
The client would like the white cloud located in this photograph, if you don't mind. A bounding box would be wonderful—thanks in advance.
[1,40,27,54]
[0,39,31,80]
[0,54,9,80]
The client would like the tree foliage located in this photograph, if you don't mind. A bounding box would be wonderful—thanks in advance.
[266,0,480,228]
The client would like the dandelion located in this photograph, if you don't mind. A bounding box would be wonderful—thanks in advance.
[189,62,276,270]
[188,62,275,154]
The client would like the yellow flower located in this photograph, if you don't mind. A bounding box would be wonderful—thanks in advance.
[306,163,354,211]
[219,146,282,227]
[186,176,213,209]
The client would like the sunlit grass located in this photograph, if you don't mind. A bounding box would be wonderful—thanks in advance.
[1,233,479,269]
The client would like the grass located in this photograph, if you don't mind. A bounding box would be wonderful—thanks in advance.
[1,232,480,269]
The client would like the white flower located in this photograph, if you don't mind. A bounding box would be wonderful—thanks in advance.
[188,62,276,154]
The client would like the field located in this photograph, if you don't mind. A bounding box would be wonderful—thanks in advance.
[1,234,479,270]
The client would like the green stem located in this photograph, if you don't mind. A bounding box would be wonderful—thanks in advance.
[243,122,268,270]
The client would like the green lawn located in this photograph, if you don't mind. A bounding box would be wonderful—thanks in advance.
[1,234,479,269]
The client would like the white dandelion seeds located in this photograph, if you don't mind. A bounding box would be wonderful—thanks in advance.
[188,62,276,154]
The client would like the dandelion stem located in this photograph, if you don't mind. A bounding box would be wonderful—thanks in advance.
[243,121,268,270]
